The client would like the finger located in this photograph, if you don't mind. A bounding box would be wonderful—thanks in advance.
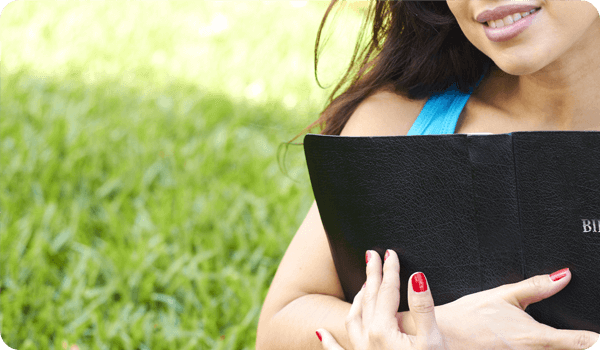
[543,327,599,350]
[407,272,445,348]
[497,268,599,350]
[316,329,346,350]
[362,250,383,325]
[500,268,571,310]
[374,249,401,327]
[345,285,365,344]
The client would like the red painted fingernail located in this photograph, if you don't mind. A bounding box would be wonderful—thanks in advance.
[411,272,428,293]
[362,282,366,289]
[316,331,322,342]
[384,250,390,261]
[365,251,371,264]
[550,268,569,282]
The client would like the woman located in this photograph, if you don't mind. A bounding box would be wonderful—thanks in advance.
[256,1,600,349]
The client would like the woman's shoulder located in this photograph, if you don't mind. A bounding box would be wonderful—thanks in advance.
[340,85,429,137]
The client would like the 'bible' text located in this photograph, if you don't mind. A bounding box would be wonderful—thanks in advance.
[582,219,600,232]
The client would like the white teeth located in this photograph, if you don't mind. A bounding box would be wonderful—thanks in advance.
[486,8,537,28]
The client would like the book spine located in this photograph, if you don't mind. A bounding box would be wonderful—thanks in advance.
[468,133,524,290]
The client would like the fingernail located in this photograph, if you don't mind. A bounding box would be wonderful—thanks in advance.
[550,268,569,282]
[316,330,322,342]
[365,251,371,264]
[384,250,390,261]
[362,282,366,289]
[411,272,428,293]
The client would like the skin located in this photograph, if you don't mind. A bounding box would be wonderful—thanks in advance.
[445,0,600,134]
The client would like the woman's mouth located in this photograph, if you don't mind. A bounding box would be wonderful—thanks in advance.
[482,7,541,42]
[483,7,541,28]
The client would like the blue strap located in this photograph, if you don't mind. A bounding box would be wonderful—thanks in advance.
[407,64,490,136]
[406,89,472,136]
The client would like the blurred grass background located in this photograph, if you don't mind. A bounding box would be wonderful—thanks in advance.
[0,1,366,349]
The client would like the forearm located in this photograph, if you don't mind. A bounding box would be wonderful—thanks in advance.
[256,293,420,350]
[257,293,354,350]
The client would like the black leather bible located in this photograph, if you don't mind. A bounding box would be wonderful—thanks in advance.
[303,131,600,332]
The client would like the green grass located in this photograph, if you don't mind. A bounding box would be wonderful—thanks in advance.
[0,1,365,349]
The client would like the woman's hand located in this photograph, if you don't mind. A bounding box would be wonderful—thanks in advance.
[429,268,600,350]
[316,249,448,350]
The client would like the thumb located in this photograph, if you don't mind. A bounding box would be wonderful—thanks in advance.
[501,268,571,310]
[408,272,445,347]
[315,329,345,350]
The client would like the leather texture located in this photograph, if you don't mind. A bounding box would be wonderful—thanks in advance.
[303,131,600,332]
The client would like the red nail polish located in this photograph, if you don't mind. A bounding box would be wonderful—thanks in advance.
[316,331,322,342]
[362,282,366,289]
[550,268,569,282]
[365,251,371,264]
[384,250,390,261]
[411,272,428,293]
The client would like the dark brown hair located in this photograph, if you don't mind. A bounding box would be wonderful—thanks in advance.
[278,0,495,178]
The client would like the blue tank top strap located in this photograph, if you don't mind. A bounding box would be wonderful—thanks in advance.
[407,62,490,136]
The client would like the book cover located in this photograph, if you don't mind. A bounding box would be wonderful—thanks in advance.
[303,131,600,332]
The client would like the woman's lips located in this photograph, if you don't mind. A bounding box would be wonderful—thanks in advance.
[483,8,540,42]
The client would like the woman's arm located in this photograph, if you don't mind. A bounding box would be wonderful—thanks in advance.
[258,236,600,350]
[257,293,353,350]
[256,90,424,350]
[255,200,355,350]
[258,289,424,350]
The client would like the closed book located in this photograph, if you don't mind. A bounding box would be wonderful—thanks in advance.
[303,131,600,332]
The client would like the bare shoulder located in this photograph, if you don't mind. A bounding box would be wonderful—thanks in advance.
[341,86,428,136]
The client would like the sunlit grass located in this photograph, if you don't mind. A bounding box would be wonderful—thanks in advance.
[0,1,364,349]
